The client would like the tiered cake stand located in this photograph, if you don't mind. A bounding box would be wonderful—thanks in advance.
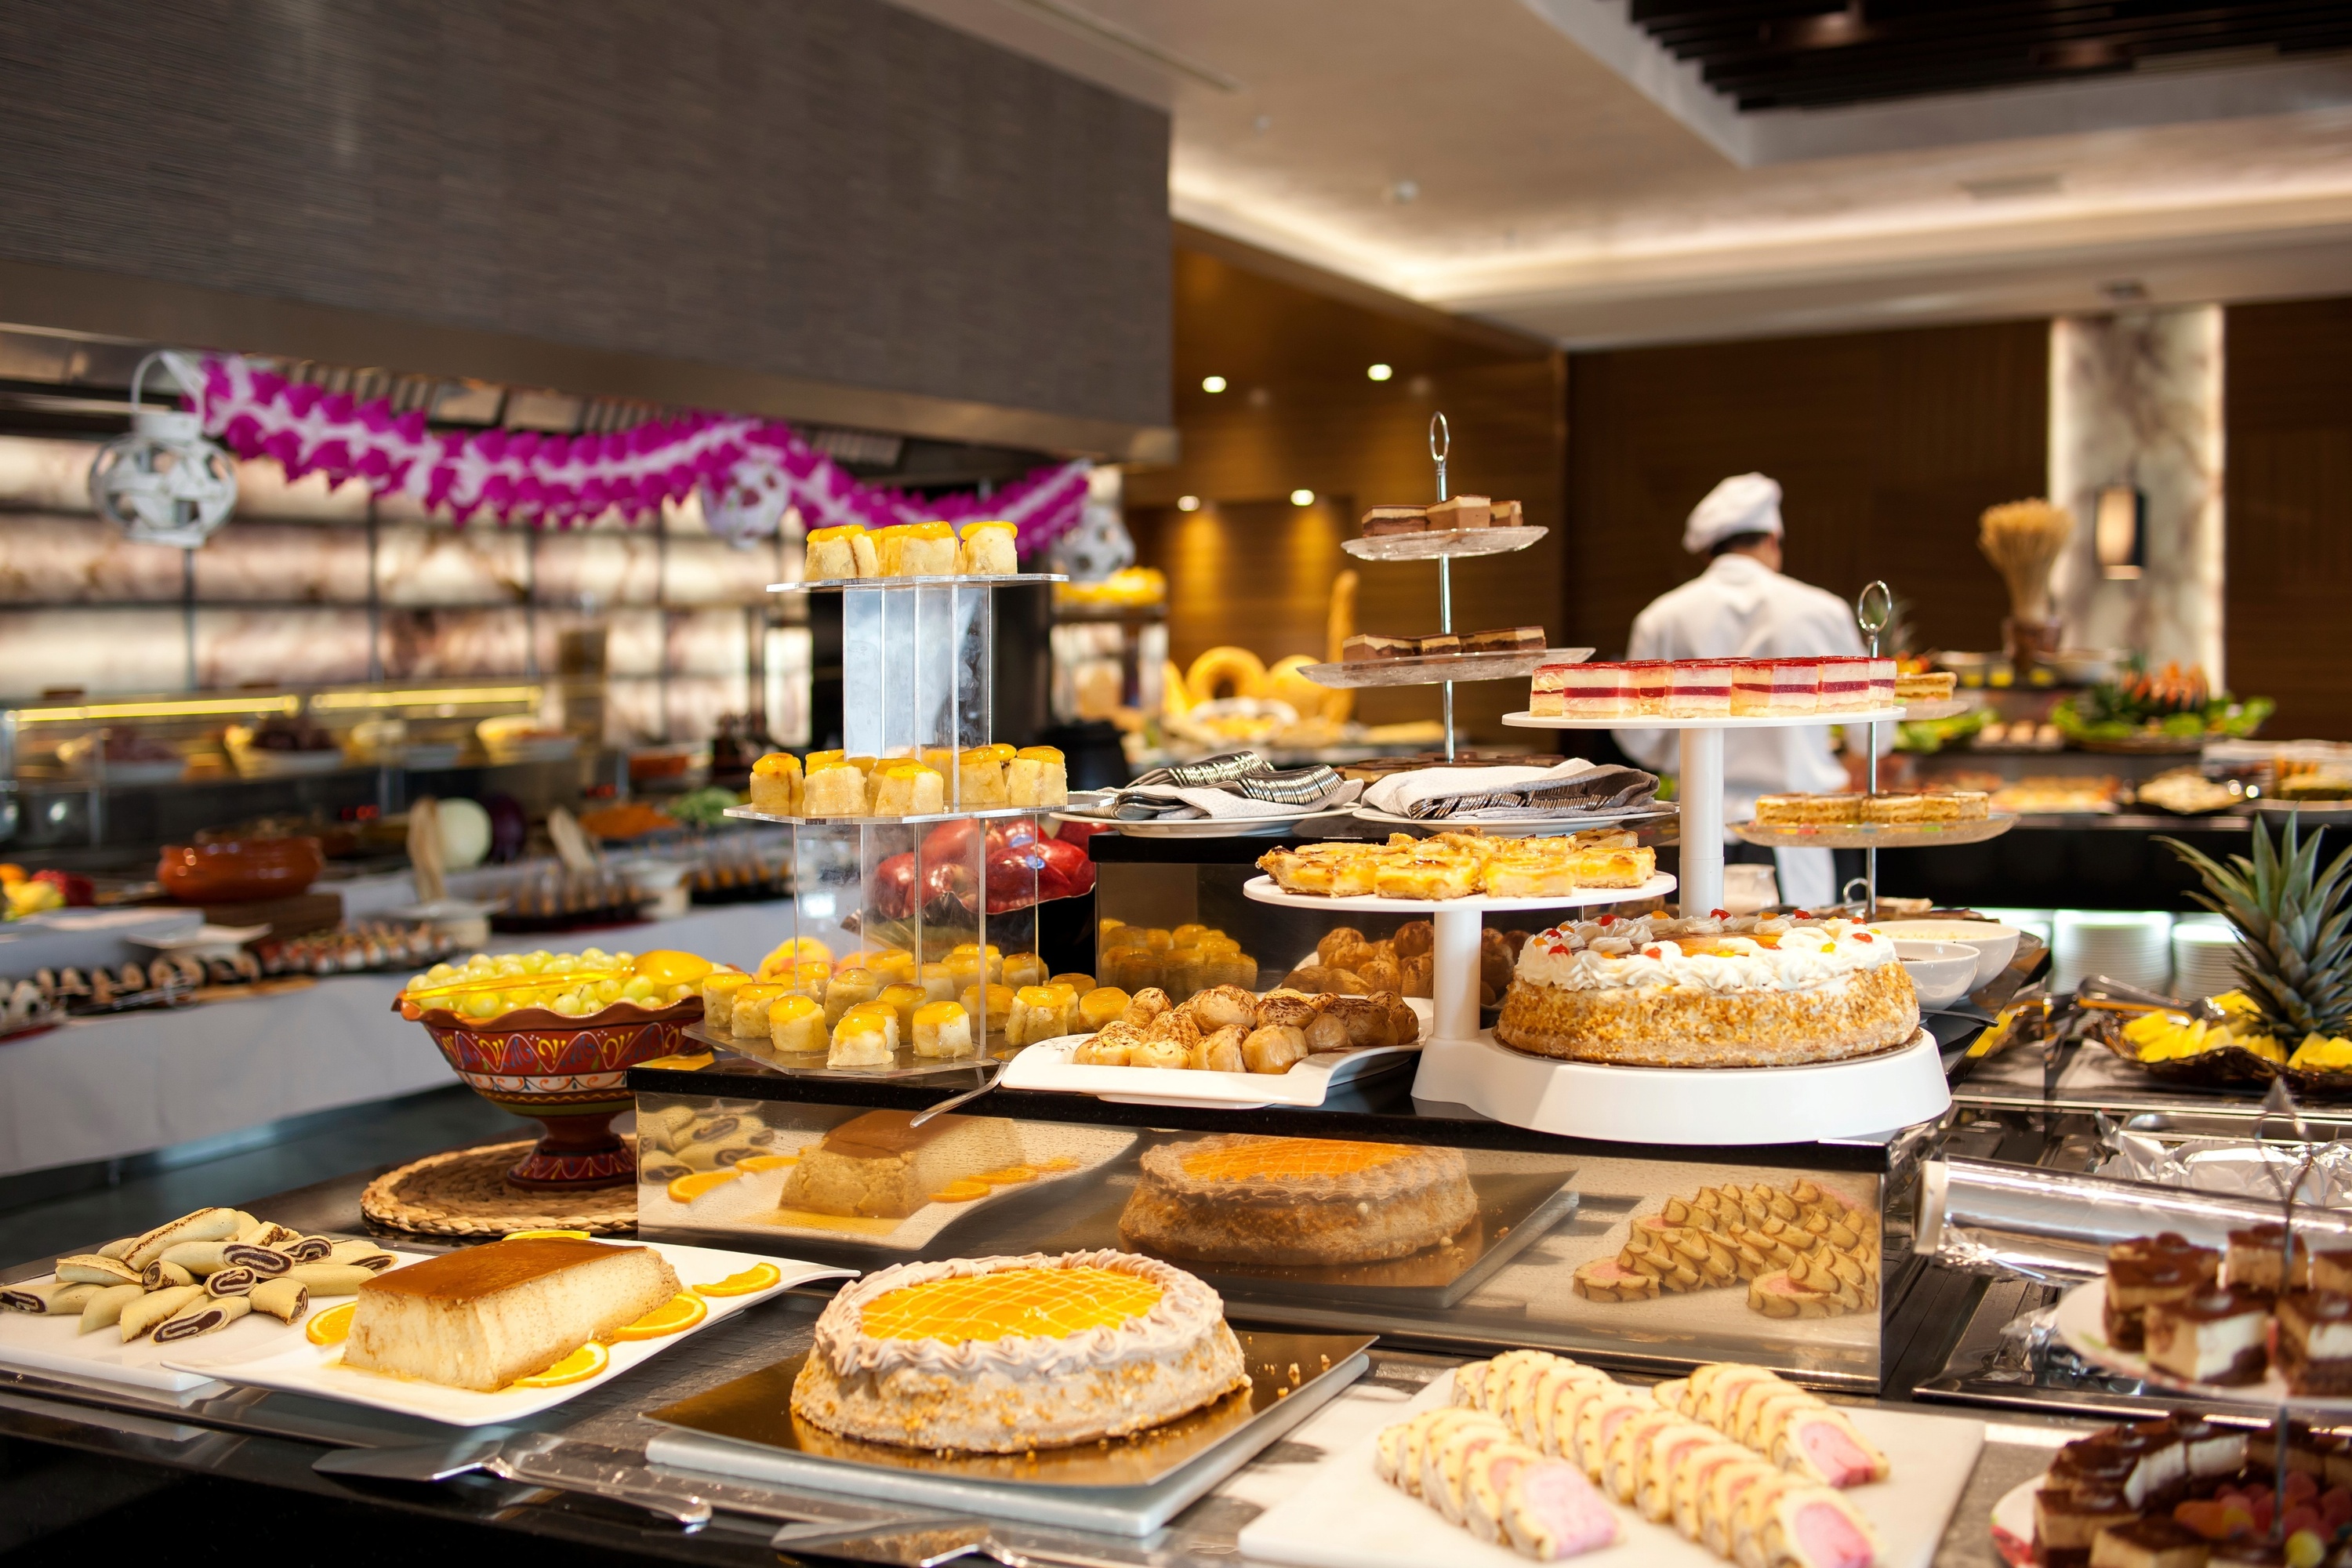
[717,568,1067,1076]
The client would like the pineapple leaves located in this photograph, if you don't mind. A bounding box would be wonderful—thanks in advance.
[2158,813,2352,1040]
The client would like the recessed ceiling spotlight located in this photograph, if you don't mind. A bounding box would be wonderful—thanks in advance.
[1177,495,1201,512]
[1367,363,1393,382]
[1290,488,1315,506]
[1201,375,1227,394]
[1252,114,1272,133]
[1389,180,1419,205]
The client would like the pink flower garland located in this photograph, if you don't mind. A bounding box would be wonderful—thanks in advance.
[186,354,1090,550]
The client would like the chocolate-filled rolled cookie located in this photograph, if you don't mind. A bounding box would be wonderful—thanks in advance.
[154,1294,251,1342]
[248,1278,308,1323]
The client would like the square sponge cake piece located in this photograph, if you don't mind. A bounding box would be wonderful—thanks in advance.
[775,1109,1022,1219]
[342,1238,681,1392]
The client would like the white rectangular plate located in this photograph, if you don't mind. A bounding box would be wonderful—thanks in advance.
[645,1124,1139,1250]
[999,998,1433,1109]
[140,1242,850,1426]
[1238,1376,1984,1568]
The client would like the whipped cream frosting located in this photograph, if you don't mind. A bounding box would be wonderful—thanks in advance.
[811,1249,1225,1381]
[1514,913,1898,996]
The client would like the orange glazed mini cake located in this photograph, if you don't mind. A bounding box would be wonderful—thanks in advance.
[1494,913,1918,1069]
[1120,1134,1477,1266]
[789,1250,1247,1450]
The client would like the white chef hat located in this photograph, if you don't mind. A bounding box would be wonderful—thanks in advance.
[1683,473,1784,554]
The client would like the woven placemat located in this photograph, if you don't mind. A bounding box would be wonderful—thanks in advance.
[361,1138,638,1236]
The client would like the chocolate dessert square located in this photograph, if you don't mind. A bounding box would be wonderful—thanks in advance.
[2107,1235,2220,1351]
[2034,1486,2139,1568]
[2149,1414,2247,1480]
[1464,626,1547,655]
[2278,1290,2352,1396]
[2089,1516,2213,1568]
[1414,633,1461,658]
[1360,505,1428,535]
[1342,633,1417,662]
[2310,1247,2352,1297]
[2227,1224,2311,1295]
[2105,1422,2189,1509]
[1490,499,1523,527]
[1425,494,1492,531]
[2145,1287,2271,1387]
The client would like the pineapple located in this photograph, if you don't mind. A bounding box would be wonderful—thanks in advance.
[2160,814,2352,1064]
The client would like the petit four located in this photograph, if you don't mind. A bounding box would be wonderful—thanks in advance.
[874,520,958,576]
[958,520,1018,575]
[2276,1290,2352,1395]
[2143,1286,2270,1385]
[2103,1233,2219,1351]
[804,523,879,580]
[748,751,800,815]
[1361,503,1429,535]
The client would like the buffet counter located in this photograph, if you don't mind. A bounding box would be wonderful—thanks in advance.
[0,898,804,1178]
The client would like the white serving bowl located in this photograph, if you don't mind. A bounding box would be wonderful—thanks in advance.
[1893,939,1980,1009]
[1869,919,2023,990]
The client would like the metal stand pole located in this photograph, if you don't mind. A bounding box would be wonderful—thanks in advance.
[1856,582,1893,920]
[1432,413,1455,763]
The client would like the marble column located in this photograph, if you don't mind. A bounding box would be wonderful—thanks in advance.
[2047,307,2226,684]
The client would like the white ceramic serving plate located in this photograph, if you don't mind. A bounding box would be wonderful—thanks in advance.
[1237,1374,1984,1568]
[156,1240,849,1426]
[1869,919,2022,990]
[1895,939,1980,1008]
[1000,999,1434,1109]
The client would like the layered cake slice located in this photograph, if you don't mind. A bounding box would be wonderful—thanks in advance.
[2277,1290,2352,1395]
[2227,1223,2311,1295]
[2034,1484,2137,1568]
[1665,661,1737,717]
[1363,504,1429,535]
[1817,657,1872,713]
[1344,633,1420,662]
[2089,1517,2212,1568]
[1465,626,1547,655]
[2103,1233,2218,1351]
[1755,658,1820,714]
[1864,657,1897,708]
[1551,663,1639,718]
[2143,1285,2269,1385]
[775,1109,1023,1219]
[1627,661,1671,716]
[340,1237,681,1392]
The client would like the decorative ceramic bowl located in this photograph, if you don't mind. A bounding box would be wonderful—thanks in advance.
[410,998,702,1189]
[157,837,325,904]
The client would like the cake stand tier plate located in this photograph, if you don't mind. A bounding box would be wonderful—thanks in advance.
[1340,526,1546,562]
[1501,708,1908,730]
[1731,815,2018,851]
[998,1000,1432,1109]
[1243,873,1675,1045]
[2053,1278,2352,1410]
[1298,647,1592,689]
[1410,1026,1950,1145]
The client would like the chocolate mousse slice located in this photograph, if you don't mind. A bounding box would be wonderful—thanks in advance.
[1360,505,1429,535]
[2309,1247,2352,1297]
[2048,1437,2139,1497]
[2144,1286,2270,1387]
[2034,1484,2138,1568]
[2147,1414,2247,1482]
[2103,1422,2189,1510]
[2107,1235,2220,1351]
[2089,1516,2213,1568]
[2278,1290,2352,1396]
[2226,1223,2310,1297]
[1342,633,1419,662]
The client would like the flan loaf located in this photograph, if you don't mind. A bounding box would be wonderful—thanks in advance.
[775,1109,1022,1219]
[341,1237,680,1392]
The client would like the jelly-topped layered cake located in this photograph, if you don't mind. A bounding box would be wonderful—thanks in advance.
[340,1237,681,1392]
[2103,1233,2220,1351]
[1664,660,1737,717]
[1730,657,1820,715]
[1494,912,1919,1069]
[1627,661,1671,716]
[788,1250,1247,1450]
[1816,658,1872,713]
[1119,1134,1478,1266]
[1535,662,1637,718]
[1864,657,1897,708]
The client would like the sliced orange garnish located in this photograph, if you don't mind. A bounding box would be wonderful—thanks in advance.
[693,1261,782,1298]
[513,1341,609,1388]
[1035,1156,1078,1173]
[612,1293,708,1340]
[503,1228,592,1242]
[306,1301,357,1346]
[634,1051,715,1072]
[731,1153,799,1172]
[974,1165,1037,1187]
[931,1179,992,1203]
[666,1171,740,1204]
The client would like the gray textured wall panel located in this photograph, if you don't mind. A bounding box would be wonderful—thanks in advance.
[0,0,1171,428]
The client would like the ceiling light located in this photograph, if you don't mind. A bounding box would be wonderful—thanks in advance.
[1201,375,1228,394]
[1367,363,1393,382]
[1290,488,1314,506]
[1177,495,1201,512]
[1389,180,1419,205]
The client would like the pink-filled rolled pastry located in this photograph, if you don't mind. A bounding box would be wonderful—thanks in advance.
[1502,1459,1623,1561]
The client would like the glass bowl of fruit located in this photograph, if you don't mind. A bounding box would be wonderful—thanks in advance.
[397,947,713,1189]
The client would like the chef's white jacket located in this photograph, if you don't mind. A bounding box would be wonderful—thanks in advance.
[1613,553,1887,908]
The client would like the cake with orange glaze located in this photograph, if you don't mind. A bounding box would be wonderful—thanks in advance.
[1120,1134,1477,1266]
[789,1250,1247,1450]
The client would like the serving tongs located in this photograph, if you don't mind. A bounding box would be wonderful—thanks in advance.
[2075,973,2228,1024]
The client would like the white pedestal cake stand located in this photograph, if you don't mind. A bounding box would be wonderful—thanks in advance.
[1499,709,1905,916]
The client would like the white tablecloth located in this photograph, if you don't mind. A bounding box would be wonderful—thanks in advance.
[0,899,800,1178]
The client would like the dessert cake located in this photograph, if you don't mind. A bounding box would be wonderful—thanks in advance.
[2030,1415,2269,1568]
[340,1236,681,1392]
[2276,1290,2352,1395]
[1119,1134,1476,1266]
[1258,830,1656,902]
[2143,1286,2269,1385]
[1536,663,1636,718]
[1733,658,1819,716]
[1494,913,1919,1069]
[1362,503,1430,535]
[775,1109,1024,1219]
[1665,661,1737,717]
[2103,1234,2218,1351]
[789,1250,1247,1451]
[2226,1222,2311,1296]
[1465,626,1547,655]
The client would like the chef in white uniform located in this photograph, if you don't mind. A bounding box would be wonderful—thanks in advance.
[1614,473,1879,909]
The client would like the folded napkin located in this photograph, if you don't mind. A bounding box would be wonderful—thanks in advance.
[1072,752,1365,822]
[1109,779,1363,822]
[1363,760,1659,821]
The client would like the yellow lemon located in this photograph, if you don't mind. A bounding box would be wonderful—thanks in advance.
[633,949,715,987]
[306,1301,357,1346]
[512,1341,609,1388]
[503,1228,591,1242]
[732,1153,798,1172]
[666,1171,740,1204]
[612,1293,708,1341]
[692,1261,782,1298]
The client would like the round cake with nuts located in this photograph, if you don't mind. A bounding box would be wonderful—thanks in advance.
[1494,913,1919,1069]
[1120,1134,1478,1267]
[789,1250,1247,1451]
